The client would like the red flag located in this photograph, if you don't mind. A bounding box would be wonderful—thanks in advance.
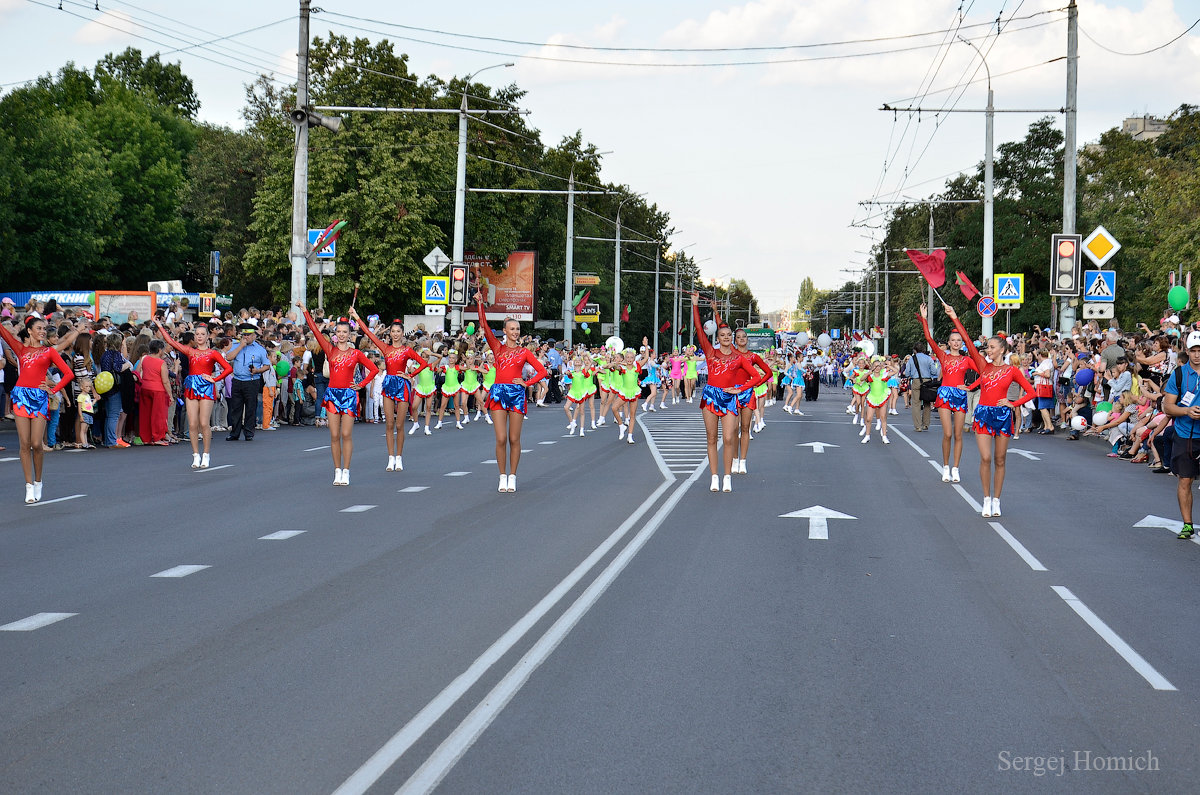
[955,271,980,301]
[659,320,670,333]
[621,304,630,322]
[573,290,591,314]
[905,249,946,289]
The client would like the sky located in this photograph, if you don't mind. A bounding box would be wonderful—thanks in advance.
[2,0,1199,312]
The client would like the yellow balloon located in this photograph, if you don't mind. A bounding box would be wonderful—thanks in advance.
[95,371,114,394]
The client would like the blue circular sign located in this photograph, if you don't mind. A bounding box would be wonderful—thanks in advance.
[977,296,998,318]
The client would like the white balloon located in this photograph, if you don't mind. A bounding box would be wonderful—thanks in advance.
[856,339,875,357]
[818,333,832,348]
[703,320,717,335]
[1071,416,1087,431]
[796,332,810,347]
[1092,410,1109,426]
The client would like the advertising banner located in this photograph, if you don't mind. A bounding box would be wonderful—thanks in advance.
[95,291,157,324]
[469,251,537,322]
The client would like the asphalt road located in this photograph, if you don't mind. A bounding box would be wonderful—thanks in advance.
[1,390,1197,794]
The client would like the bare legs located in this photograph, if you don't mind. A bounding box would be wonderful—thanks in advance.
[976,432,1010,498]
[327,412,354,469]
[14,415,47,483]
[490,409,524,475]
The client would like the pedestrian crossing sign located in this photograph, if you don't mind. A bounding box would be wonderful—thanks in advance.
[1082,270,1116,303]
[993,273,1023,305]
[422,276,449,305]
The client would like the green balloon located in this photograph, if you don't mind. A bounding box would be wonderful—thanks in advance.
[87,292,96,306]
[583,327,591,335]
[275,359,290,378]
[466,322,475,335]
[1169,285,1189,311]
[1097,401,1113,413]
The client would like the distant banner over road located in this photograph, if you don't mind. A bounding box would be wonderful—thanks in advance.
[467,251,537,322]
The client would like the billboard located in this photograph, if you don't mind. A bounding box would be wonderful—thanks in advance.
[95,291,157,324]
[468,251,537,322]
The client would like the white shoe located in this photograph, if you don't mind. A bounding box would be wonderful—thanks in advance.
[435,421,443,430]
[784,406,792,414]
[386,456,396,472]
[875,419,881,430]
[981,497,993,518]
[395,456,403,471]
[597,417,606,426]
[341,469,350,486]
[950,467,960,483]
[722,475,732,493]
[710,474,720,492]
[484,416,492,424]
[579,427,585,437]
[881,435,890,444]
[474,411,482,421]
[991,498,1001,516]
[861,435,870,444]
[33,481,43,501]
[192,453,201,469]
[740,459,748,474]
[627,434,635,444]
[498,474,507,493]
[859,424,868,436]
[793,410,804,416]
[648,406,656,412]
[567,421,576,431]
[200,453,210,469]
[590,420,596,429]
[687,397,693,403]
[659,402,666,409]
[941,465,951,483]
[851,416,859,425]
[507,474,516,492]
[409,423,419,435]
[846,406,854,414]
[731,458,740,473]
[462,414,469,424]
[25,483,35,504]
[618,424,626,440]
[455,422,463,430]
[424,427,432,435]
[334,468,343,485]
[889,409,899,415]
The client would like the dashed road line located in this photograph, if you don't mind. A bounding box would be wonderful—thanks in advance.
[260,530,306,541]
[29,494,86,507]
[0,612,77,631]
[151,565,211,578]
[340,505,377,513]
[1051,586,1175,691]
[444,472,471,477]
[399,486,429,493]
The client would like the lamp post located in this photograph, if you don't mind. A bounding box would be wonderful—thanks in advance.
[614,192,645,338]
[959,36,995,337]
[452,62,513,331]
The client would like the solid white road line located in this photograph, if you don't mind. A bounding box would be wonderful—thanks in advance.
[988,522,1048,572]
[444,472,470,477]
[259,530,306,541]
[925,461,983,512]
[333,476,676,795]
[398,463,709,794]
[0,456,18,462]
[340,505,376,513]
[1051,586,1176,691]
[399,486,429,493]
[305,445,331,452]
[890,427,929,458]
[150,565,210,578]
[481,459,497,464]
[0,612,77,631]
[29,494,85,507]
[195,464,234,473]
[538,441,556,445]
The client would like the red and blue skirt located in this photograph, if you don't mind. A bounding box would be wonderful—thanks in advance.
[486,383,527,415]
[11,386,49,420]
[183,374,216,401]
[381,375,412,403]
[972,405,1015,437]
[935,385,968,413]
[700,383,739,416]
[323,386,359,416]
[736,387,757,411]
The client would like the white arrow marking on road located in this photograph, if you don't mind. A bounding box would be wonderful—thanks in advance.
[1134,514,1200,545]
[779,505,857,540]
[796,442,839,453]
[1008,448,1041,461]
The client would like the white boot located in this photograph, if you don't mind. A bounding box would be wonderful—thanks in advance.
[991,497,1001,517]
[386,456,396,472]
[424,426,432,435]
[579,425,585,437]
[860,434,870,444]
[950,467,960,483]
[710,474,719,492]
[982,497,993,518]
[618,424,627,440]
[881,434,890,444]
[25,483,35,504]
[498,474,507,493]
[341,469,350,486]
[627,433,635,444]
[409,422,419,435]
[507,474,516,492]
[333,468,343,485]
[33,481,43,502]
[484,415,493,425]
[722,475,732,493]
[395,456,403,471]
[200,453,210,469]
[192,453,201,469]
[567,421,576,431]
[941,465,951,483]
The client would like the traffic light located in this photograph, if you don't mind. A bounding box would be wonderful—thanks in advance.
[449,265,469,306]
[1049,233,1083,297]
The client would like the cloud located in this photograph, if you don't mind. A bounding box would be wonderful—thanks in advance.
[72,9,141,45]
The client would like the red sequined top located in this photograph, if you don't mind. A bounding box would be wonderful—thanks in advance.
[477,300,548,386]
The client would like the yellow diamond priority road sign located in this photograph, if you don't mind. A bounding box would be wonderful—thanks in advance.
[1082,225,1121,267]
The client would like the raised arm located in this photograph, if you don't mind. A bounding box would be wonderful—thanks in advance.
[943,304,987,373]
[298,305,332,357]
[691,296,715,358]
[0,322,26,357]
[154,319,193,357]
[350,308,391,355]
[916,306,947,369]
[475,292,501,356]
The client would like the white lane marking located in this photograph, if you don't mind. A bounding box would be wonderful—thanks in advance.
[481,459,497,464]
[520,449,532,453]
[195,464,234,473]
[779,505,857,540]
[397,462,709,794]
[305,445,331,452]
[890,427,929,458]
[538,441,556,445]
[0,456,18,462]
[444,471,470,477]
[1133,515,1200,546]
[29,494,86,507]
[796,442,838,453]
[1051,586,1176,691]
[988,522,1048,571]
[1008,448,1042,461]
[151,564,210,578]
[399,486,429,493]
[0,612,77,631]
[333,476,677,795]
[260,530,306,541]
[340,505,377,513]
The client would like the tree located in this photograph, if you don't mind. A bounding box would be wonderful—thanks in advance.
[95,48,200,118]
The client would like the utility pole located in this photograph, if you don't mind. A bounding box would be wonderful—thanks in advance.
[1061,0,1079,332]
[564,169,575,347]
[883,247,890,356]
[451,93,468,333]
[289,0,311,313]
[614,205,622,337]
[652,248,661,352]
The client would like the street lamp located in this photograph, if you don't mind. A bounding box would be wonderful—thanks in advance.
[452,62,514,331]
[959,35,994,337]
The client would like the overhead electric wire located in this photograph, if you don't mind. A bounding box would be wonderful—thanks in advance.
[883,56,1064,104]
[1079,16,1200,56]
[103,0,291,64]
[320,7,1067,54]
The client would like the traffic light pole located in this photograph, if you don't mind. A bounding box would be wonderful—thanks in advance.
[1060,0,1079,332]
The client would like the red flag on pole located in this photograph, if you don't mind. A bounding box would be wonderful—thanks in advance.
[659,320,670,333]
[955,271,980,301]
[573,290,591,314]
[905,249,946,289]
[621,304,630,322]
